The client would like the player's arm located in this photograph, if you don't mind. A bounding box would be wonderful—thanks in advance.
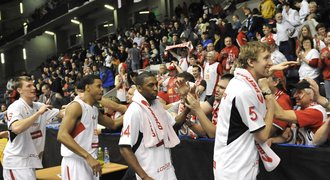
[99,97,127,114]
[98,112,123,130]
[119,146,153,180]
[10,104,52,134]
[253,95,275,144]
[273,100,297,123]
[57,102,101,176]
[186,94,216,138]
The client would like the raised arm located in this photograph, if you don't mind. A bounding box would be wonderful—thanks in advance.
[99,97,127,114]
[11,104,52,134]
[186,94,216,138]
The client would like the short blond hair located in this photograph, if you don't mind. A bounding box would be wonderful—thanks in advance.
[237,41,270,68]
[13,76,32,90]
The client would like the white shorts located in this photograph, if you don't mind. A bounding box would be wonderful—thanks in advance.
[61,157,99,180]
[3,168,35,180]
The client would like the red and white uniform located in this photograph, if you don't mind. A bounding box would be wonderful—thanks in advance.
[204,62,221,96]
[61,99,99,180]
[3,98,59,180]
[119,99,177,180]
[214,69,266,180]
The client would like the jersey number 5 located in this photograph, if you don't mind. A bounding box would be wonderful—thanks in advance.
[249,106,257,121]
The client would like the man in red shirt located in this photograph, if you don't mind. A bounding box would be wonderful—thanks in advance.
[219,37,239,72]
[272,79,327,145]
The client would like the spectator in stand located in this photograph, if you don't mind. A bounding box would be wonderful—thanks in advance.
[282,2,301,30]
[204,51,223,100]
[265,71,293,144]
[100,66,115,94]
[296,25,326,56]
[236,26,248,47]
[159,36,169,63]
[127,42,141,72]
[219,37,239,73]
[297,37,320,82]
[319,31,330,100]
[294,0,310,23]
[168,46,191,72]
[315,23,327,45]
[115,65,129,103]
[170,33,181,45]
[231,15,242,36]
[213,31,223,52]
[191,65,207,101]
[306,1,321,22]
[259,0,276,20]
[266,38,288,65]
[275,12,296,61]
[38,83,63,109]
[161,64,180,104]
[242,7,258,40]
[184,73,233,138]
[149,43,159,65]
[272,79,327,145]
[200,32,212,49]
[258,24,278,45]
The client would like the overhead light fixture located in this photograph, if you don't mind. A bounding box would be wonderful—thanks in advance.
[20,2,24,14]
[103,24,113,27]
[139,11,150,14]
[45,31,55,35]
[0,53,4,64]
[23,48,26,60]
[23,22,27,26]
[104,4,114,10]
[76,34,82,37]
[71,19,80,25]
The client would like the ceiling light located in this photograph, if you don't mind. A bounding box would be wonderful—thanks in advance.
[45,31,55,35]
[103,24,113,27]
[71,19,80,24]
[104,4,114,10]
[139,11,150,14]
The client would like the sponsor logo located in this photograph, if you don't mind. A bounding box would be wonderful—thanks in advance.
[157,162,171,173]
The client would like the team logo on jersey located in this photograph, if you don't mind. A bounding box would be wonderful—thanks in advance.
[30,130,43,139]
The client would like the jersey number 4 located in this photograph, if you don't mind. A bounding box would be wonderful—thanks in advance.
[249,106,258,121]
[122,125,130,136]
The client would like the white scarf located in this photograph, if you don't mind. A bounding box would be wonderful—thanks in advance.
[234,68,281,172]
[132,91,180,148]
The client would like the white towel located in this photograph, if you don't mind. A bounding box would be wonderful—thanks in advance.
[235,68,281,171]
[132,91,180,148]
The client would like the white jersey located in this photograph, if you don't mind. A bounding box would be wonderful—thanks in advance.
[3,98,59,169]
[204,62,220,96]
[61,99,99,159]
[119,101,177,180]
[214,75,266,180]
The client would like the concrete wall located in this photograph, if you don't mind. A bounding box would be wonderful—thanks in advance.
[24,34,56,72]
